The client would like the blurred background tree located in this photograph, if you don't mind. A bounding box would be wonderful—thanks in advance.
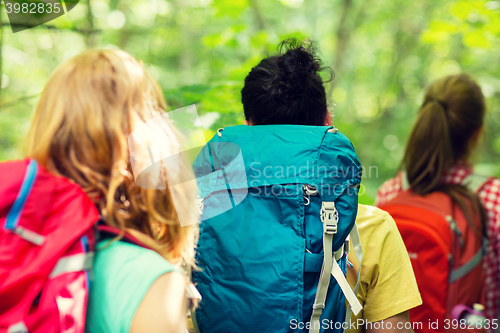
[1,0,499,204]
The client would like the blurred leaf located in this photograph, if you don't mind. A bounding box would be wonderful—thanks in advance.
[278,31,308,43]
[213,0,249,18]
[164,84,212,109]
[203,33,223,47]
[198,82,243,115]
[463,28,491,47]
[1,0,499,196]
[452,1,475,19]
[229,55,262,81]
[486,14,500,35]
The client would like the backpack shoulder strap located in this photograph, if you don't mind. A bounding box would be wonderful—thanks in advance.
[450,245,484,283]
[310,207,363,333]
[309,202,337,333]
[343,223,363,333]
[97,224,149,249]
[4,159,45,246]
[450,173,492,282]
[461,173,493,193]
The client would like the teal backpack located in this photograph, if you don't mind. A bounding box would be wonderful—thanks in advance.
[192,125,363,333]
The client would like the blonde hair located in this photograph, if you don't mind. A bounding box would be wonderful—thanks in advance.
[25,49,197,265]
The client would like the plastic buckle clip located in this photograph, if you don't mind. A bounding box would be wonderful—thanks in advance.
[344,236,350,254]
[320,202,338,235]
[335,237,350,261]
[312,303,325,310]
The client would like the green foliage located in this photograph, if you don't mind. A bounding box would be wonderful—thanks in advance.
[1,0,500,205]
[213,0,249,18]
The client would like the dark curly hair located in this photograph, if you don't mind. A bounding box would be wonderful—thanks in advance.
[241,38,334,126]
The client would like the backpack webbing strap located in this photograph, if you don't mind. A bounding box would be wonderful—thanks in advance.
[5,159,38,230]
[192,308,201,333]
[332,257,362,315]
[309,231,333,333]
[343,223,363,333]
[310,202,338,333]
[449,246,483,283]
[10,226,45,246]
[5,159,45,246]
[7,321,28,333]
[49,252,94,279]
[187,283,202,333]
[188,261,202,333]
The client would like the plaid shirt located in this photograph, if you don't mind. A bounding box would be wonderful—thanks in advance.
[375,164,500,324]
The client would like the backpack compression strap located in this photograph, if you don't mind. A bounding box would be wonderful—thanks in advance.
[310,202,338,333]
[451,173,492,284]
[343,223,363,333]
[4,159,45,246]
[310,203,363,333]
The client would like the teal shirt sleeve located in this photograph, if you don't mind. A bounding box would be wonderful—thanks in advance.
[85,241,179,333]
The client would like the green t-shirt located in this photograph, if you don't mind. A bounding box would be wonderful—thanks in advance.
[85,240,178,333]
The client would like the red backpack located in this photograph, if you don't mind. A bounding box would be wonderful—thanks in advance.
[379,174,491,333]
[0,159,100,333]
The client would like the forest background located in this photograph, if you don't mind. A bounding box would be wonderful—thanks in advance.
[1,0,500,204]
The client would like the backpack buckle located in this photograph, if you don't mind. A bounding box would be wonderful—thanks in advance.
[320,201,338,235]
[312,302,325,310]
[335,237,350,261]
[344,236,350,254]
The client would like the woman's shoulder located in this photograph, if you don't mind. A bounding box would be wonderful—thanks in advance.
[477,176,500,213]
[375,172,403,206]
[92,240,180,300]
[93,240,178,279]
[130,269,188,333]
[86,241,180,333]
[96,240,175,267]
[479,175,500,191]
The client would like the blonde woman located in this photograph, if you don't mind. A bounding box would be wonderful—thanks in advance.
[24,49,198,333]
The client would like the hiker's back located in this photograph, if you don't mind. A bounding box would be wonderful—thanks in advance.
[193,125,362,333]
[85,239,180,333]
[376,73,498,329]
[379,184,485,332]
[3,49,199,333]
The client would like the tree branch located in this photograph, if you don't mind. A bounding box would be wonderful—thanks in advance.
[86,0,96,47]
[328,0,370,99]
[0,17,4,104]
[378,3,430,118]
[0,94,40,110]
[249,0,265,31]
[1,21,100,35]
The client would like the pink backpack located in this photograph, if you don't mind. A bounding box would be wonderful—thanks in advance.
[0,159,100,333]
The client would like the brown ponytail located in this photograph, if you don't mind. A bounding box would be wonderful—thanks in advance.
[402,74,487,236]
